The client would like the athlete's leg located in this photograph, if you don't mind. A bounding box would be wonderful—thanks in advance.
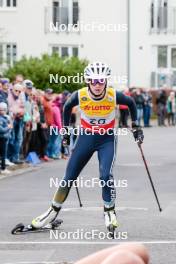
[97,135,117,209]
[52,133,95,207]
[97,134,118,228]
[32,133,95,228]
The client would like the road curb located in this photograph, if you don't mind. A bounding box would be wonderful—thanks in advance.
[0,165,41,180]
[0,159,63,181]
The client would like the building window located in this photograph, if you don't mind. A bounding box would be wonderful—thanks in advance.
[163,0,168,29]
[53,1,60,26]
[61,47,69,57]
[158,0,168,30]
[0,43,17,66]
[150,0,168,32]
[7,0,11,7]
[172,71,176,86]
[61,0,69,27]
[12,44,17,63]
[171,48,176,68]
[72,47,78,57]
[52,46,59,54]
[52,0,79,27]
[0,44,3,64]
[52,45,79,57]
[0,0,17,7]
[152,46,176,88]
[73,0,79,26]
[158,46,167,68]
[6,44,11,65]
[151,1,154,29]
[157,0,162,29]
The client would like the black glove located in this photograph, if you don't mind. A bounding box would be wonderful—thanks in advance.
[132,123,144,144]
[62,127,70,146]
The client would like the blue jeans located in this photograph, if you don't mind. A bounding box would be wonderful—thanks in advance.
[137,108,143,126]
[0,138,8,170]
[8,119,24,162]
[46,133,61,158]
[53,134,62,157]
[143,105,151,126]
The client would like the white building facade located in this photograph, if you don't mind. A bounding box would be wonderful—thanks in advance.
[0,0,176,89]
[130,0,176,89]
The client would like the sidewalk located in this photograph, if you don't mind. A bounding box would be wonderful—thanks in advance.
[0,163,39,180]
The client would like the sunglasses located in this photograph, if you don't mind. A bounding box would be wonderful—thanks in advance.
[89,79,106,86]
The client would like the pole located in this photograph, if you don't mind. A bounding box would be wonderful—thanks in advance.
[137,143,162,212]
[75,180,83,207]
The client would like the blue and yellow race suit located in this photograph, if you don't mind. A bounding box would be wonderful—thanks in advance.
[52,87,137,210]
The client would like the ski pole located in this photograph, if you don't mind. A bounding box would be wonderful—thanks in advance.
[137,142,162,212]
[75,180,83,207]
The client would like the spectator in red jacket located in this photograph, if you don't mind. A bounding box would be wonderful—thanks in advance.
[40,88,54,161]
[42,88,54,126]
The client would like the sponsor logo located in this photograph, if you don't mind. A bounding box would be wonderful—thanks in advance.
[82,96,88,101]
[84,105,111,111]
[107,96,113,102]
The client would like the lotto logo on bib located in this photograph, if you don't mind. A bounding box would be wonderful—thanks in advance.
[79,87,116,117]
[84,105,111,112]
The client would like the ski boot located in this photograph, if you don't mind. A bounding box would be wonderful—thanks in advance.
[11,205,63,235]
[31,205,61,229]
[104,206,119,239]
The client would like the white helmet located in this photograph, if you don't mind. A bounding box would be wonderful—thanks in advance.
[84,62,111,80]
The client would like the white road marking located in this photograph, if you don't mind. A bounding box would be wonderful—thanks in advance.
[0,241,176,245]
[62,206,148,212]
[3,263,73,264]
[117,163,161,167]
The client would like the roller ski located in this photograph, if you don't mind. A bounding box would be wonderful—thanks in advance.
[104,207,119,239]
[11,206,63,235]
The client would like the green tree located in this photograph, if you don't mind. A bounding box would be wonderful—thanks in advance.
[5,54,88,93]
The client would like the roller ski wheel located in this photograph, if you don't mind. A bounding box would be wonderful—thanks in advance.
[11,223,25,234]
[11,219,63,235]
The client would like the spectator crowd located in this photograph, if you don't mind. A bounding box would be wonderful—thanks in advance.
[0,74,176,175]
[0,74,74,175]
[119,87,176,128]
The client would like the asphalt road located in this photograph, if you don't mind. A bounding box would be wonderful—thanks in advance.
[0,126,176,264]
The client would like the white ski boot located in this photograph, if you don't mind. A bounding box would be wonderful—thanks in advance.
[104,207,119,238]
[31,205,61,229]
